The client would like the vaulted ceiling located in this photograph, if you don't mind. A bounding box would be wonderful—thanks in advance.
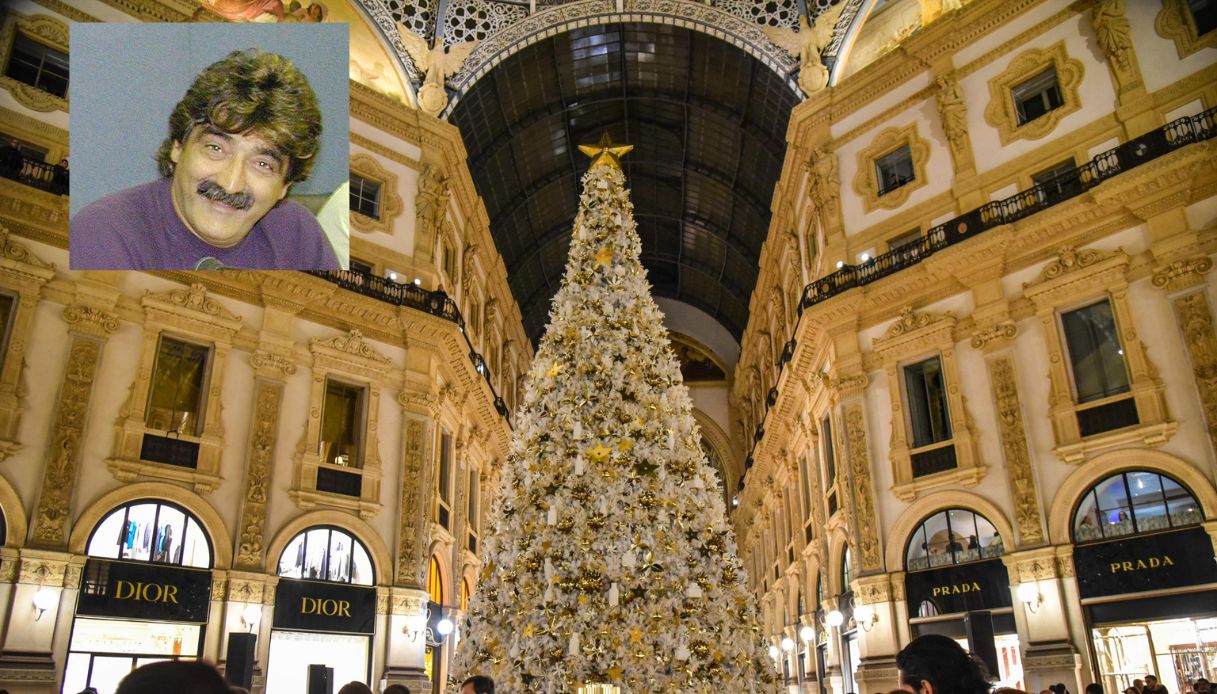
[449,23,801,346]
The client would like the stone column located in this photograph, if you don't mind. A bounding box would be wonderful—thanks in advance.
[852,573,900,694]
[0,550,75,688]
[1002,548,1083,694]
[1153,258,1217,454]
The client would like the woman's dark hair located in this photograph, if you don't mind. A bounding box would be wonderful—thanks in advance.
[1086,684,1104,694]
[461,676,495,694]
[896,634,992,694]
[156,49,322,184]
[1051,683,1071,694]
[116,661,229,694]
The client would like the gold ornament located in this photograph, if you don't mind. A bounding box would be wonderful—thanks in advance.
[578,133,634,171]
[594,247,614,267]
[546,363,563,378]
[587,443,611,463]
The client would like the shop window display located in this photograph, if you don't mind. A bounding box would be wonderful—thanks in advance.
[905,508,1004,571]
[1073,471,1203,543]
[85,501,212,568]
[276,526,374,585]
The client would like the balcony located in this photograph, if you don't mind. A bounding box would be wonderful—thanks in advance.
[800,106,1217,311]
[309,269,512,426]
[1,153,68,196]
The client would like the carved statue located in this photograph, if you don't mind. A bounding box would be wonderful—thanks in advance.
[764,2,846,95]
[805,145,840,220]
[1091,0,1133,70]
[416,165,451,232]
[397,24,479,116]
[935,73,969,163]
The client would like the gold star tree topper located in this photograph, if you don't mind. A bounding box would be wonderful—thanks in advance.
[578,133,633,170]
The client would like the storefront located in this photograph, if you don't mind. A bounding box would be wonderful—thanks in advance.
[265,526,376,691]
[904,508,1022,689]
[1072,471,1217,694]
[64,500,213,694]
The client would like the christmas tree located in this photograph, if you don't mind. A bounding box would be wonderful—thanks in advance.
[453,136,779,693]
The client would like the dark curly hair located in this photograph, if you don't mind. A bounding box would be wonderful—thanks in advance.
[156,49,321,183]
[897,634,992,694]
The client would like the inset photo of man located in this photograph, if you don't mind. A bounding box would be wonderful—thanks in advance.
[70,23,349,270]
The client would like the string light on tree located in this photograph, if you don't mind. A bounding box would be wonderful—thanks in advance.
[452,134,778,692]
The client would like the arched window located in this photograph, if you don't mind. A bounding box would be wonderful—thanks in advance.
[905,508,1004,571]
[277,526,373,585]
[840,546,852,592]
[428,556,444,604]
[86,500,212,568]
[1072,470,1203,543]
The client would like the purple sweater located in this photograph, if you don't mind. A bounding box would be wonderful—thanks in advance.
[70,178,341,270]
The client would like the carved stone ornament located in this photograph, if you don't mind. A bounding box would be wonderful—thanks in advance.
[250,351,298,377]
[1091,0,1135,74]
[885,306,954,338]
[971,322,1019,351]
[397,418,429,586]
[235,382,283,570]
[1156,0,1217,58]
[1029,245,1119,286]
[311,329,392,366]
[18,557,67,586]
[845,404,882,571]
[1151,257,1213,293]
[935,71,973,172]
[990,356,1044,544]
[985,41,1085,145]
[143,283,238,321]
[1175,291,1217,450]
[0,15,69,113]
[62,305,119,337]
[32,337,102,547]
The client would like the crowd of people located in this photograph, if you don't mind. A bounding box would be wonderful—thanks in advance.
[67,660,497,694]
[892,634,1210,694]
[56,649,1209,694]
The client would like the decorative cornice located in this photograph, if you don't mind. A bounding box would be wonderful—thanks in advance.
[310,329,393,366]
[250,350,298,377]
[62,305,119,336]
[971,322,1019,351]
[1151,257,1213,293]
[1027,245,1122,286]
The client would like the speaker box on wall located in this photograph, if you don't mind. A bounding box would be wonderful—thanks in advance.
[307,663,334,694]
[964,610,999,680]
[224,632,256,688]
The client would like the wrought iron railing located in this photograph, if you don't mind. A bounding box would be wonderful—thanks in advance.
[734,106,1217,498]
[309,269,512,427]
[1,154,68,196]
[800,106,1217,311]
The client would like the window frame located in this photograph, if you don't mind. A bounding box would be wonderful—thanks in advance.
[1156,0,1217,58]
[276,525,375,585]
[1071,470,1203,544]
[466,464,479,553]
[0,13,69,113]
[349,172,382,220]
[853,123,930,212]
[875,144,915,197]
[904,508,1004,572]
[1011,66,1064,126]
[984,41,1084,145]
[85,499,214,569]
[901,355,954,451]
[348,153,402,235]
[436,429,453,530]
[1056,298,1133,406]
[144,334,212,438]
[319,377,368,469]
[1022,246,1174,463]
[289,330,389,516]
[873,307,984,500]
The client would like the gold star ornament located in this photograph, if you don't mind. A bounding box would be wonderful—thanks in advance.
[578,133,634,170]
[546,363,563,378]
[587,443,612,464]
[593,246,614,267]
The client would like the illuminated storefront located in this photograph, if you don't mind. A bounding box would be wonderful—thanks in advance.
[1072,471,1217,694]
[265,526,376,692]
[904,508,1023,690]
[63,500,213,694]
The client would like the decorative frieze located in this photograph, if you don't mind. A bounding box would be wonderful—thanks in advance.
[1091,0,1141,93]
[971,322,1018,351]
[30,336,104,548]
[235,381,284,570]
[250,350,298,377]
[1151,257,1213,294]
[989,355,1044,545]
[396,417,430,587]
[1174,291,1217,451]
[844,404,881,572]
[62,305,119,338]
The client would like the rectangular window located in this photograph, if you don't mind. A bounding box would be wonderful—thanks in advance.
[888,228,922,252]
[468,301,480,336]
[349,174,381,219]
[875,145,914,196]
[4,33,68,98]
[146,336,209,436]
[320,380,364,468]
[1032,158,1080,203]
[467,467,479,552]
[1013,67,1064,125]
[1189,0,1217,35]
[0,293,15,373]
[821,415,836,489]
[904,356,953,448]
[437,431,452,529]
[1061,300,1131,404]
[349,258,374,275]
[442,242,456,279]
[798,455,812,524]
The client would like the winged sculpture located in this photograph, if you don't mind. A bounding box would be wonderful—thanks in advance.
[763,2,846,95]
[397,24,479,116]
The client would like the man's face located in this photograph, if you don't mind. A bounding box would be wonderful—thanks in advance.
[169,125,291,248]
[460,686,475,694]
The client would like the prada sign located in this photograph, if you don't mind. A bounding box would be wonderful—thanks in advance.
[905,559,1012,616]
[274,579,375,634]
[1074,526,1217,599]
[77,559,212,623]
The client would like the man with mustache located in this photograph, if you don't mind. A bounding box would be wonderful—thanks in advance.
[70,49,341,270]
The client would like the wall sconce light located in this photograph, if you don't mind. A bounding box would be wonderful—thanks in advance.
[799,624,815,643]
[402,613,427,642]
[32,587,57,621]
[823,609,844,629]
[1017,583,1041,613]
[240,604,261,632]
[768,644,780,661]
[852,601,879,632]
[437,617,454,636]
[781,636,795,652]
